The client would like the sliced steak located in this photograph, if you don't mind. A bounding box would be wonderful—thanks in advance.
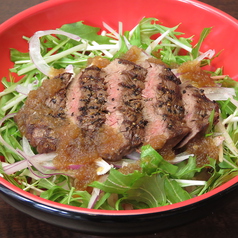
[14,57,221,190]
[178,84,219,147]
[142,62,190,151]
[14,73,73,153]
[97,59,148,160]
[66,65,108,134]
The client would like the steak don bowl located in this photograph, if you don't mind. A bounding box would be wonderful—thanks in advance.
[0,0,238,235]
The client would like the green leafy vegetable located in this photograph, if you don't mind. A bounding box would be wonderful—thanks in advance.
[89,146,211,209]
[60,21,111,44]
[140,145,178,176]
[192,27,212,59]
[164,176,191,204]
[123,174,167,208]
[90,169,143,194]
[0,18,237,210]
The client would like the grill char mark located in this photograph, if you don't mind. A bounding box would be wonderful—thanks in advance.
[66,65,108,134]
[142,62,190,151]
[97,59,148,160]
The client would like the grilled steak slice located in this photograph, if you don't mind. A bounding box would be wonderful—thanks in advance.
[14,73,73,153]
[142,62,190,151]
[178,84,219,147]
[66,65,108,134]
[96,59,148,160]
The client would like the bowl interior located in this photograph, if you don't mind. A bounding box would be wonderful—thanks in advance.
[0,0,238,215]
[0,0,238,83]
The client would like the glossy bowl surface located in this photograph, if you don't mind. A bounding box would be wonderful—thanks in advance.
[0,0,238,235]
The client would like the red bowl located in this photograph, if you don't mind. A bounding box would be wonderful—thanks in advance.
[0,0,238,235]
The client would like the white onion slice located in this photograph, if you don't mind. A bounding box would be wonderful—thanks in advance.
[87,187,101,209]
[169,152,194,164]
[201,86,236,101]
[102,22,120,39]
[95,158,113,175]
[29,30,81,77]
[65,64,74,74]
[126,151,141,160]
[216,121,238,157]
[15,80,39,96]
[146,29,170,54]
[196,49,215,61]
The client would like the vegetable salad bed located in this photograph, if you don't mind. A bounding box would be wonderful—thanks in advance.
[1,18,238,210]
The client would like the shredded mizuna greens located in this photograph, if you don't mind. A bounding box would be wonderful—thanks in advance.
[0,18,238,210]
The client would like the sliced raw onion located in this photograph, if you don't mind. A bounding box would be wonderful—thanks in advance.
[87,187,101,209]
[87,175,108,209]
[201,86,236,101]
[196,49,215,62]
[29,30,81,77]
[15,80,39,96]
[111,158,137,168]
[41,162,82,171]
[126,151,141,160]
[215,121,238,157]
[169,152,194,164]
[95,158,113,175]
[102,22,120,39]
[146,29,170,54]
[3,160,28,175]
[15,149,75,178]
[65,64,75,74]
[0,113,80,178]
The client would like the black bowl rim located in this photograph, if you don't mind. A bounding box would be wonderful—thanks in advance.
[1,180,238,218]
[0,0,238,218]
[1,176,238,216]
[2,181,238,235]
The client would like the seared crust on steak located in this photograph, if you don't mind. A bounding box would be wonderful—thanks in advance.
[15,73,73,153]
[178,84,219,147]
[142,62,190,150]
[97,59,148,160]
[66,65,108,133]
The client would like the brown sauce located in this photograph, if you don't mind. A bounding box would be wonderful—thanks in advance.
[177,60,216,87]
[120,45,143,63]
[121,45,168,67]
[119,160,142,175]
[87,56,110,68]
[49,68,66,78]
[185,135,219,167]
[74,162,100,192]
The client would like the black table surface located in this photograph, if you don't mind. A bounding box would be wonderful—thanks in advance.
[0,0,238,237]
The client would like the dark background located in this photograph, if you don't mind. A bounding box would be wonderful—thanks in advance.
[0,0,238,237]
